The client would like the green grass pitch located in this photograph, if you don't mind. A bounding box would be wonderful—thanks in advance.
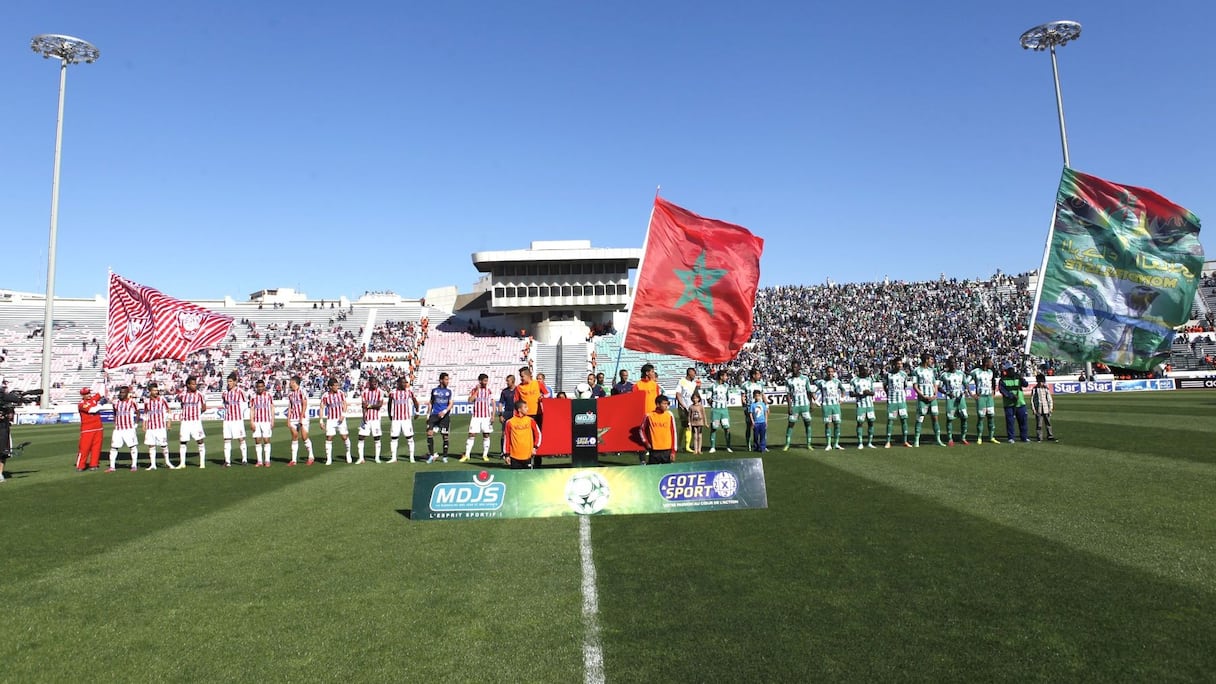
[2,392,1214,681]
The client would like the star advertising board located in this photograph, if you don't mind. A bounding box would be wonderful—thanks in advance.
[410,458,768,521]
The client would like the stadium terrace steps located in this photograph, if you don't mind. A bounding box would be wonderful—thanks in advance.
[412,323,528,394]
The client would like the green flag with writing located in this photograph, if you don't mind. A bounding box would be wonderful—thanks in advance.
[1028,168,1204,371]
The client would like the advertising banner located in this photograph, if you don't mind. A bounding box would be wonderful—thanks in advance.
[1177,378,1216,390]
[410,458,769,521]
[571,398,598,467]
[1112,378,1176,392]
[1049,381,1083,395]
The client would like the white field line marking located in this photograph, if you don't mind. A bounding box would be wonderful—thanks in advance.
[580,515,606,684]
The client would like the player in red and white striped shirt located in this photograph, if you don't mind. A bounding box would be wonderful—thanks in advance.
[463,373,496,462]
[177,376,208,468]
[221,373,249,466]
[107,385,140,472]
[357,377,385,464]
[321,377,351,465]
[388,377,419,463]
[249,379,276,467]
[142,382,171,470]
[286,375,314,466]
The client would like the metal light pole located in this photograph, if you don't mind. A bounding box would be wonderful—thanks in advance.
[30,34,99,408]
[1020,21,1081,167]
[1021,21,1090,379]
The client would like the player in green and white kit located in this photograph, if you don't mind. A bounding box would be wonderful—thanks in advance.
[883,359,911,448]
[938,357,969,446]
[707,369,734,453]
[851,365,878,449]
[912,353,945,447]
[784,362,815,451]
[968,357,999,444]
[815,366,845,450]
[742,369,766,451]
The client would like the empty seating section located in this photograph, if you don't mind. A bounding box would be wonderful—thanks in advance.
[406,318,528,394]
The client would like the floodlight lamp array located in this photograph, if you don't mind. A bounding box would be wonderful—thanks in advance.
[30,34,100,64]
[1019,21,1081,51]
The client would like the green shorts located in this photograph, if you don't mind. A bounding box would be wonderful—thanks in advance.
[710,408,730,428]
[789,404,812,422]
[856,405,876,422]
[916,399,939,417]
[945,396,968,418]
[822,405,841,423]
[886,403,907,419]
[976,395,995,414]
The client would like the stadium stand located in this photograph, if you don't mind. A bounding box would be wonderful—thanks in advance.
[714,274,1035,382]
[391,313,530,395]
[592,333,696,390]
[0,298,106,403]
[6,268,1214,400]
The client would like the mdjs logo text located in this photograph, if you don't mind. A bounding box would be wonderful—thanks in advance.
[429,472,505,511]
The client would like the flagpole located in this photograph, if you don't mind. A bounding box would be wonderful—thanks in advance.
[611,187,660,384]
[1024,204,1059,355]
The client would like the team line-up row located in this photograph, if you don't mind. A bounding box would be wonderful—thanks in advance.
[73,357,1057,472]
[74,367,560,471]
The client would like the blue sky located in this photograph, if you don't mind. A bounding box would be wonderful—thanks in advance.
[3,0,1212,300]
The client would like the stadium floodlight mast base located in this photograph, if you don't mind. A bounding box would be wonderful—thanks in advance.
[1020,20,1081,167]
[30,34,99,408]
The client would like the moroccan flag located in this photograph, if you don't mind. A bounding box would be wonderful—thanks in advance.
[1028,168,1204,371]
[104,272,234,369]
[624,197,764,363]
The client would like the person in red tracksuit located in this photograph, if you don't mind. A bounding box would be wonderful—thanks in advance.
[77,388,104,471]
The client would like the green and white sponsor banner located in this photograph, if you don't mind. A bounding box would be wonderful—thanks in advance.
[410,459,768,521]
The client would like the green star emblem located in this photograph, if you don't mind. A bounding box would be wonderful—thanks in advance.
[674,251,727,315]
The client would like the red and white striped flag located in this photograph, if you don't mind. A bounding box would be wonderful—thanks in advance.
[104,272,233,369]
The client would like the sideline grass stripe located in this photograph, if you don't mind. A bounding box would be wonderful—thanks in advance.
[593,457,1216,681]
[813,446,1216,592]
[579,516,605,684]
[1,457,584,681]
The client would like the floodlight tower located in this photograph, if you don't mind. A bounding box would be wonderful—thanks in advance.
[30,34,99,407]
[1020,21,1082,167]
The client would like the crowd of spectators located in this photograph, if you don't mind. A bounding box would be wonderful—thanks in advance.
[707,273,1034,382]
[232,321,364,394]
[104,347,231,395]
[367,320,418,353]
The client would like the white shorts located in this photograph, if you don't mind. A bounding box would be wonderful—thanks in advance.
[391,419,414,438]
[223,421,246,440]
[144,428,168,447]
[288,417,310,432]
[252,422,273,439]
[469,416,494,434]
[180,420,205,442]
[358,419,383,437]
[111,428,138,449]
[325,418,349,437]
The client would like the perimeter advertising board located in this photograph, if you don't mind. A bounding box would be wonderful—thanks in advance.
[411,458,768,521]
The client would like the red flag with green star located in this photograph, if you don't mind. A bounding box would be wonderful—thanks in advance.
[624,197,764,363]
